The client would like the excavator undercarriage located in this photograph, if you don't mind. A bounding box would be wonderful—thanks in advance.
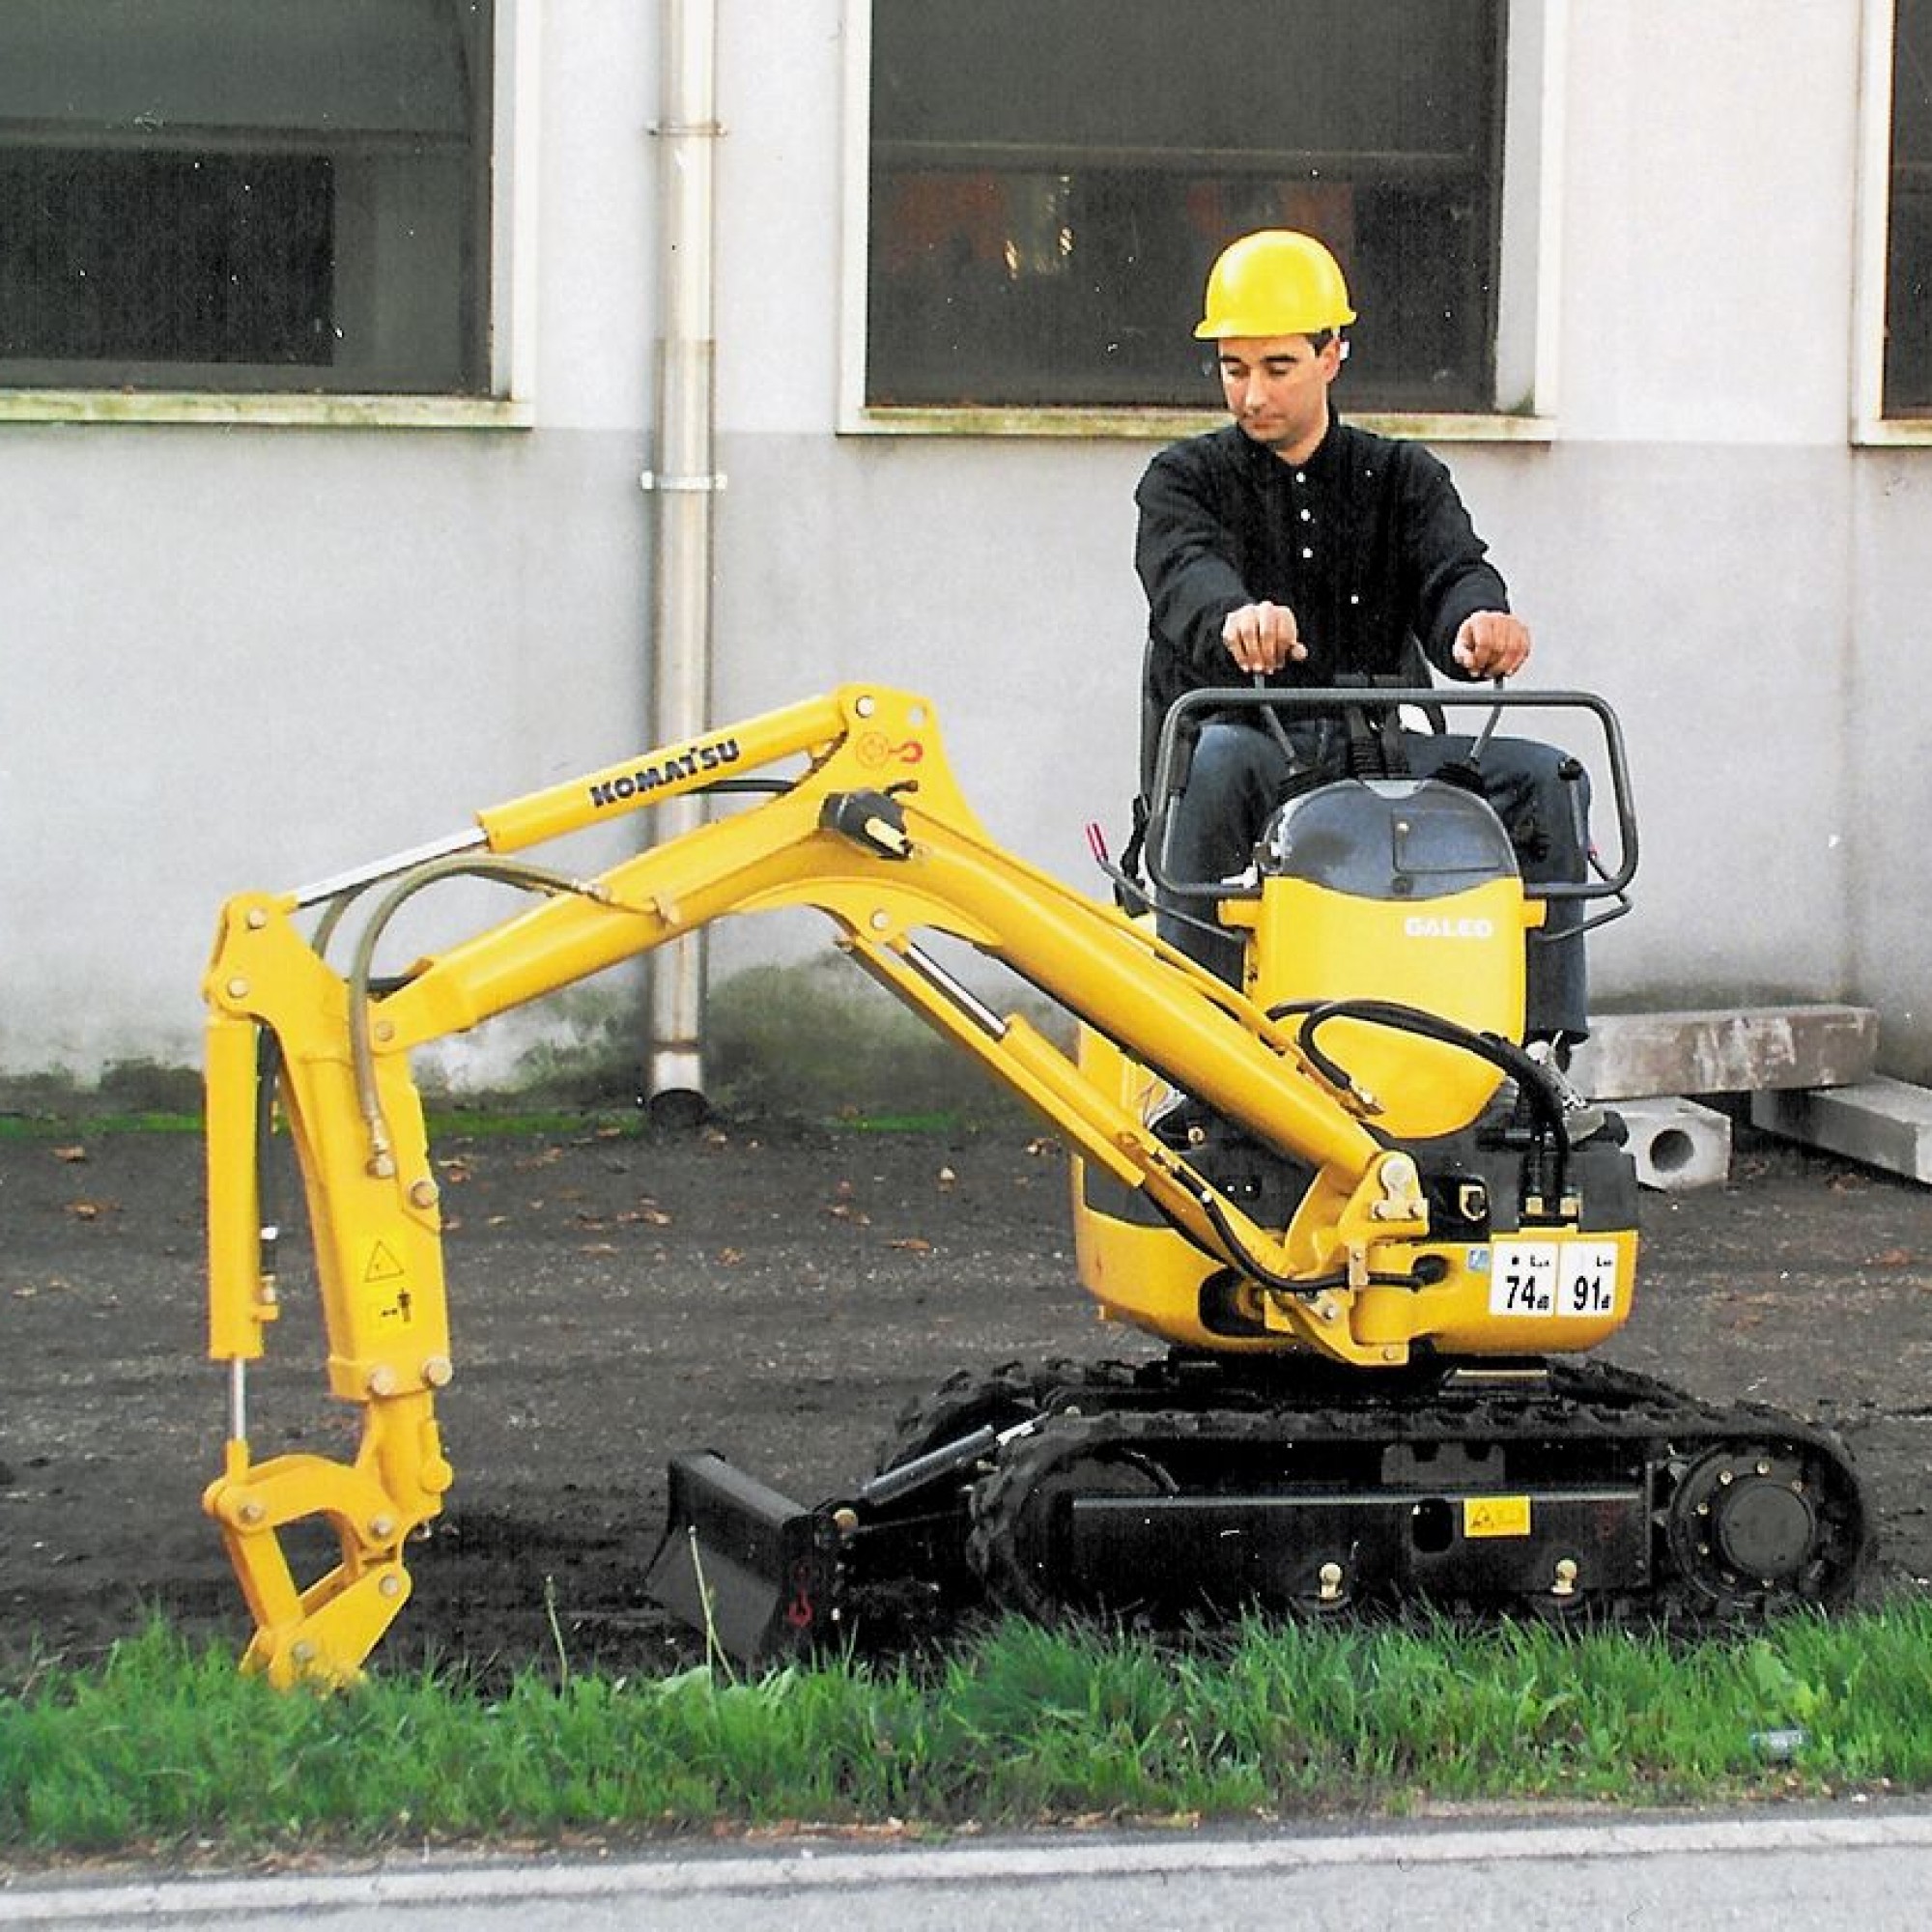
[647,1352,1870,1662]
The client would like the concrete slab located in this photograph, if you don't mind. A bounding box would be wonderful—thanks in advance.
[1614,1096,1732,1192]
[1571,1007,1877,1100]
[1750,1078,1932,1185]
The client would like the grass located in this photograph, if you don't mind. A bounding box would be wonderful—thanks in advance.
[6,1602,1932,1856]
[0,1111,206,1138]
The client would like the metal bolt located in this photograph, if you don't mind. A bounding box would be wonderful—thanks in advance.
[370,1516,396,1541]
[238,1499,266,1526]
[379,1574,403,1600]
[226,977,249,1000]
[245,907,269,930]
[409,1179,439,1210]
[291,1640,316,1665]
[367,1365,398,1397]
[422,1355,453,1388]
[1552,1556,1578,1598]
[833,1507,859,1536]
[1318,1561,1344,1603]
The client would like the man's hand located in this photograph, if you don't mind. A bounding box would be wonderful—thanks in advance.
[1221,600,1308,674]
[1452,610,1531,678]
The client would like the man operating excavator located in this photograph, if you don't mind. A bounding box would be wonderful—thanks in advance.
[1134,228,1589,1075]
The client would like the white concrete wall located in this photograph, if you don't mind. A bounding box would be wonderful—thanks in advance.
[5,0,1929,1095]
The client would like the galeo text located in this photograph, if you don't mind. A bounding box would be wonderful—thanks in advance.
[1403,915,1495,940]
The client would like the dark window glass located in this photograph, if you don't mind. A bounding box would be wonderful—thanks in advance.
[1888,0,1932,415]
[0,0,493,397]
[867,0,1508,412]
[0,152,334,367]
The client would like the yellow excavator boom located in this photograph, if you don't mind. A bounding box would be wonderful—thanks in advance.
[202,685,1432,1683]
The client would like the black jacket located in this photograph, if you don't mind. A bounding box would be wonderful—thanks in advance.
[1134,415,1512,744]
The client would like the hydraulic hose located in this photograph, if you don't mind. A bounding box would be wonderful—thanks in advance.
[343,854,626,1176]
[1289,997,1574,1203]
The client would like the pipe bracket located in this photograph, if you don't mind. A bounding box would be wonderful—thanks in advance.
[640,470,728,493]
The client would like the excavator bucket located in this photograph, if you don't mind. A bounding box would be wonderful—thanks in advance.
[643,1452,838,1664]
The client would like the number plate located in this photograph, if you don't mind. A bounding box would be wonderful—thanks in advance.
[1486,1239,1620,1319]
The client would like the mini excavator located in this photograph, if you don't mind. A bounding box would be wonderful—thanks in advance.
[200,682,1870,1683]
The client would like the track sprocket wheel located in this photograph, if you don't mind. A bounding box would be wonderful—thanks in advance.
[1662,1437,1867,1614]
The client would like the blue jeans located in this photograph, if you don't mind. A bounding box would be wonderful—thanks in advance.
[1154,721,1589,1039]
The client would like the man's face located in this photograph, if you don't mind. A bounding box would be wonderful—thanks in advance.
[1215,334,1341,459]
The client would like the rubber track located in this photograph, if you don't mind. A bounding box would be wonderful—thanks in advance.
[959,1355,1872,1628]
[872,1359,1142,1475]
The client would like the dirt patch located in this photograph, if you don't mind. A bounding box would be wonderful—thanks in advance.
[3,1118,1928,1681]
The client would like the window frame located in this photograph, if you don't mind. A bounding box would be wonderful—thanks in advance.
[1856,0,1932,443]
[837,0,1566,441]
[0,0,540,431]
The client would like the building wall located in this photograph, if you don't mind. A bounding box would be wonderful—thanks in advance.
[4,1,1928,1098]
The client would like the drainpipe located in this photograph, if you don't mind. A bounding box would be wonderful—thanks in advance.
[642,0,722,1116]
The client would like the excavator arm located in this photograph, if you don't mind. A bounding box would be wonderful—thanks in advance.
[202,685,1431,1683]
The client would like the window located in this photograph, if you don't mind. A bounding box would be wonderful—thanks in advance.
[1885,0,1932,416]
[857,0,1518,422]
[0,0,497,398]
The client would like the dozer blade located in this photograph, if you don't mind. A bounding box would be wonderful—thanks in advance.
[643,1452,838,1665]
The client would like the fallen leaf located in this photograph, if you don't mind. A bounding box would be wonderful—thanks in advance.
[1869,1248,1915,1268]
[51,1145,89,1165]
[578,1242,619,1257]
[889,1237,934,1254]
[64,1201,107,1221]
[718,1247,744,1265]
[936,1166,957,1188]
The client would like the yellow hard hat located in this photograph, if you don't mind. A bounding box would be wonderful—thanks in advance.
[1194,230,1357,340]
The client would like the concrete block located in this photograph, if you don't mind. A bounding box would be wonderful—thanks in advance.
[1615,1096,1732,1192]
[1750,1078,1932,1185]
[1570,1007,1877,1101]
